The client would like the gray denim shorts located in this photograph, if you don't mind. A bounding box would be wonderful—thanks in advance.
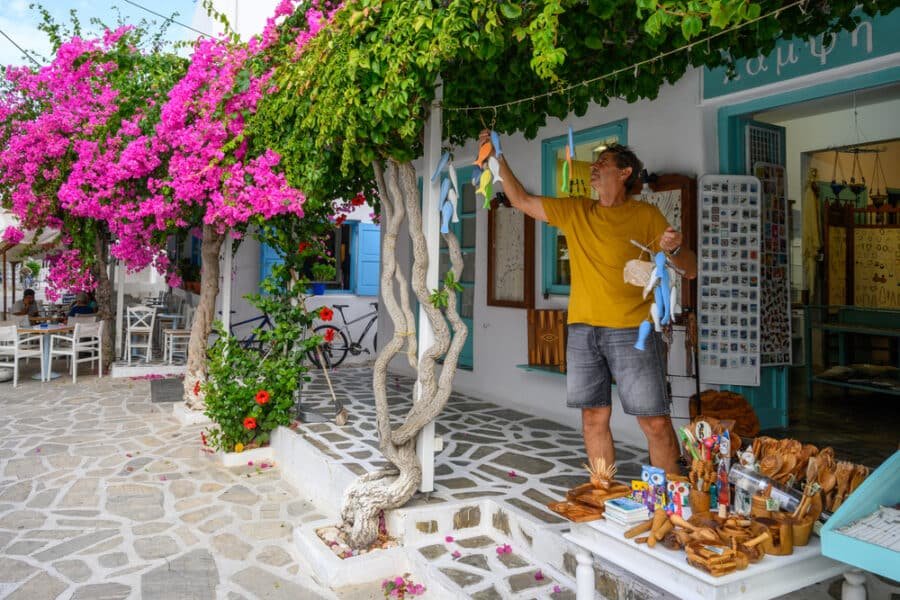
[565,324,670,416]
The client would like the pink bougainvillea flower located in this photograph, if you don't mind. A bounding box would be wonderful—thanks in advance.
[247,461,254,466]
[553,585,563,594]
[444,535,454,543]
[534,570,544,581]
[451,550,461,559]
[496,543,512,555]
[507,470,518,478]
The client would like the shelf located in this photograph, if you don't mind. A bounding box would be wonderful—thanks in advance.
[809,376,900,395]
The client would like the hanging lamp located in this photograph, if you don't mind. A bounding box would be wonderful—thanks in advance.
[847,149,867,205]
[829,150,846,200]
[869,152,887,209]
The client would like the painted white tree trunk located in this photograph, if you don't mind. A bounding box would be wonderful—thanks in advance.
[183,224,225,409]
[339,159,467,549]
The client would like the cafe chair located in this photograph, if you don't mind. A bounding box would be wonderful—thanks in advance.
[126,306,156,364]
[163,306,194,365]
[49,321,103,383]
[0,325,44,387]
[68,314,99,326]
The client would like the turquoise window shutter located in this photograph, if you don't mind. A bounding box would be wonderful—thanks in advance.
[354,223,381,296]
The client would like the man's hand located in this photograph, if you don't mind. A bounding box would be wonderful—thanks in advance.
[659,227,683,253]
[478,129,492,150]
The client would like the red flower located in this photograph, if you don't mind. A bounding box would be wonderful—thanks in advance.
[319,307,334,322]
[298,241,309,253]
[334,214,347,226]
[200,431,207,446]
[324,328,335,343]
[243,417,257,430]
[255,390,270,405]
[351,193,366,206]
[193,381,201,396]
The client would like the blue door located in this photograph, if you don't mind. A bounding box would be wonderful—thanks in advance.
[721,117,789,429]
[440,166,476,370]
[259,243,283,293]
[352,223,381,296]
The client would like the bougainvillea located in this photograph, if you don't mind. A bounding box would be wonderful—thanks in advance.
[1,226,24,245]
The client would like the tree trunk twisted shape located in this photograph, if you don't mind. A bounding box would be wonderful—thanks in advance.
[340,159,467,549]
[93,236,114,370]
[184,224,225,409]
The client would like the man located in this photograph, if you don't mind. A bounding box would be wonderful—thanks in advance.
[480,131,697,474]
[68,292,96,317]
[11,288,39,318]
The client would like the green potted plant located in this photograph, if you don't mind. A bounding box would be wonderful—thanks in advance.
[310,262,335,295]
[201,275,321,457]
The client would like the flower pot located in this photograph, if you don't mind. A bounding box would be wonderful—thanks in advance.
[311,282,326,295]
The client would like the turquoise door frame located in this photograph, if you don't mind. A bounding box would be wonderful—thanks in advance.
[441,165,476,370]
[716,65,900,430]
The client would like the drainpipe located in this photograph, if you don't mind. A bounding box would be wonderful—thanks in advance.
[116,261,125,359]
[2,250,7,319]
[416,76,442,494]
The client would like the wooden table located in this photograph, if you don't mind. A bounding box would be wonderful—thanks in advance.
[19,324,73,381]
[566,519,846,600]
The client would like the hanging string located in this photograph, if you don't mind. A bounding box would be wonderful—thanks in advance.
[442,0,809,114]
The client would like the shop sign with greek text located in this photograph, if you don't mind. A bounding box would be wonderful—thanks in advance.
[702,8,900,100]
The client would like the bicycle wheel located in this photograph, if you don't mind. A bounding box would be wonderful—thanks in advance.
[308,325,349,368]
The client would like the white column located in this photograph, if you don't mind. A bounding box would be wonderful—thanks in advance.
[115,261,125,359]
[575,549,596,600]
[416,77,442,493]
[221,236,233,334]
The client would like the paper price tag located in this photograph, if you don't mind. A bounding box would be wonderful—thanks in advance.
[765,497,779,511]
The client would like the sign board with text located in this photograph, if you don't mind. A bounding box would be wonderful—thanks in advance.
[703,8,900,100]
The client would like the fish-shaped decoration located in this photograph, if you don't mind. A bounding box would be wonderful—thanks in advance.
[471,165,483,187]
[491,130,502,157]
[448,164,459,195]
[439,177,452,206]
[561,160,570,194]
[447,187,459,223]
[488,156,503,184]
[431,152,450,183]
[478,167,493,208]
[567,125,575,158]
[440,199,454,234]
[475,142,493,168]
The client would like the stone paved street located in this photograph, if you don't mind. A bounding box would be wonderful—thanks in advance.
[0,373,334,600]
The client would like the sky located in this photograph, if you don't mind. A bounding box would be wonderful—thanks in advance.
[0,0,203,67]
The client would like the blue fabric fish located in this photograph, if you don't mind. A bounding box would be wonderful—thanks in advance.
[431,152,450,183]
[440,199,453,234]
[491,130,502,157]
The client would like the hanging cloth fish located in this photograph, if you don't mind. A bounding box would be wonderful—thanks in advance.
[447,164,460,223]
[475,141,493,168]
[431,151,450,183]
[478,167,493,209]
[562,125,575,195]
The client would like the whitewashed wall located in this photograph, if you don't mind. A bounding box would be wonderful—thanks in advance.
[381,70,707,446]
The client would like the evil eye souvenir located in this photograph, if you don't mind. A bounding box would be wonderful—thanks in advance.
[641,465,666,487]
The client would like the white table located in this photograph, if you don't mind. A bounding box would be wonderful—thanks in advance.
[566,518,847,600]
[20,324,73,381]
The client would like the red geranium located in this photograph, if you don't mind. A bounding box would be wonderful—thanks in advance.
[243,417,257,430]
[319,307,333,321]
[193,381,201,396]
[334,214,347,226]
[298,241,309,253]
[324,328,335,342]
[351,192,366,206]
[255,390,270,405]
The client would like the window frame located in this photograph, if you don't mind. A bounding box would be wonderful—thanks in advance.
[540,119,628,296]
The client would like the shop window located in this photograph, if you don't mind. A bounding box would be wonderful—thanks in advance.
[540,120,627,295]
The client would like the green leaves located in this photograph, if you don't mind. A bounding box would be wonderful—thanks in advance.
[500,3,524,19]
[429,271,463,309]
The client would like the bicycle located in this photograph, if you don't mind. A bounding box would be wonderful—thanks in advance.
[307,302,378,368]
[225,311,273,353]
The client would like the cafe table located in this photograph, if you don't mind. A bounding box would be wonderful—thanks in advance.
[19,324,74,381]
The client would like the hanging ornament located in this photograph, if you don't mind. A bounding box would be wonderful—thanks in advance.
[829,151,846,200]
[431,151,450,183]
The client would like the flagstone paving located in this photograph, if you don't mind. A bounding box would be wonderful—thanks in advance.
[0,374,333,600]
[1,364,844,599]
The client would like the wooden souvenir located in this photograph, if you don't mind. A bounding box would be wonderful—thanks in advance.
[527,309,567,372]
[685,542,739,577]
[547,500,605,523]
[757,515,794,556]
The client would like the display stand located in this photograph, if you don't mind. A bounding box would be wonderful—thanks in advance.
[821,450,900,581]
[566,518,846,600]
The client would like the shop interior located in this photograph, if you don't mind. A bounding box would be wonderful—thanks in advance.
[753,82,900,469]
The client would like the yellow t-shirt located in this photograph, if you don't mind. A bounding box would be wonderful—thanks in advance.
[543,197,671,328]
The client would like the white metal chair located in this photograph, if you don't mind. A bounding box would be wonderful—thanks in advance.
[49,321,103,383]
[68,314,98,325]
[0,325,44,387]
[163,306,194,364]
[126,306,156,363]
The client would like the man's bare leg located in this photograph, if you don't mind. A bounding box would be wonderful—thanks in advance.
[582,406,615,467]
[636,415,680,474]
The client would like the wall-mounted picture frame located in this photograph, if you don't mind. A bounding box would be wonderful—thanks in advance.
[487,195,535,308]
